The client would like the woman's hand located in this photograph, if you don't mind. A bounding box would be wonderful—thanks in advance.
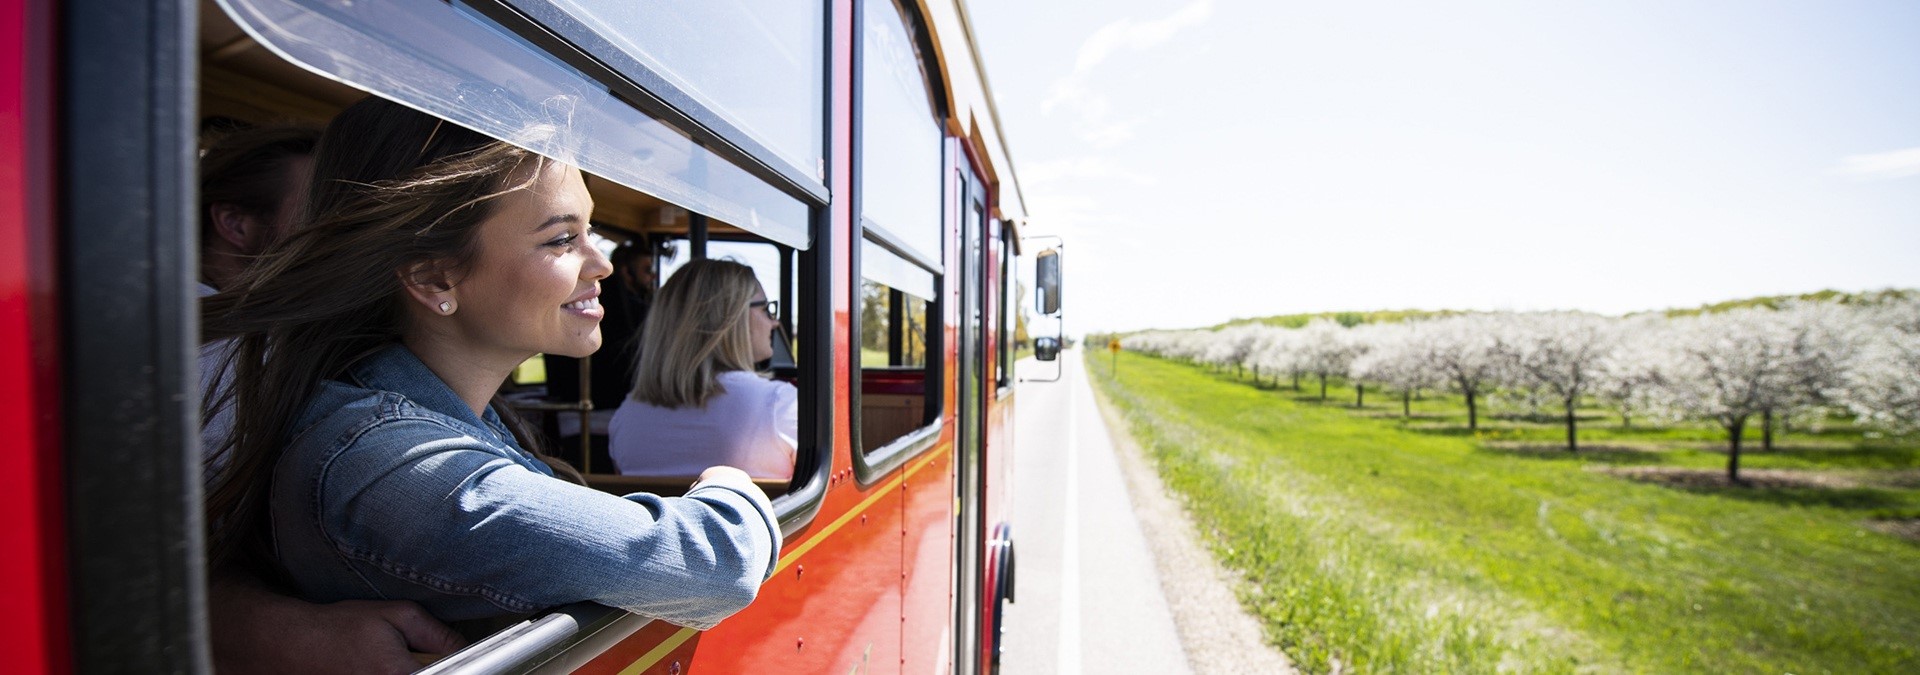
[211,569,468,674]
[693,465,753,490]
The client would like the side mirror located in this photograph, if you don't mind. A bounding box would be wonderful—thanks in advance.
[1034,336,1061,362]
[1035,248,1061,316]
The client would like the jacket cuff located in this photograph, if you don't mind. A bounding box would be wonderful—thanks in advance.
[685,479,783,580]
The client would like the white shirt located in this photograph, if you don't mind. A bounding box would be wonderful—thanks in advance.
[198,281,237,469]
[609,371,798,480]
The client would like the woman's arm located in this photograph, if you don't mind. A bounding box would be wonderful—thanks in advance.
[308,427,781,629]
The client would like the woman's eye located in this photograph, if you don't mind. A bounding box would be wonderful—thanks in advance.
[545,233,579,248]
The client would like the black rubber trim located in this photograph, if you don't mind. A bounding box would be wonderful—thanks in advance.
[62,0,206,670]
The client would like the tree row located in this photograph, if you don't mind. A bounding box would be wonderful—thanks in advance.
[1118,298,1919,482]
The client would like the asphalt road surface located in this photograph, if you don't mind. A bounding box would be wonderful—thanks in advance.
[1000,350,1294,675]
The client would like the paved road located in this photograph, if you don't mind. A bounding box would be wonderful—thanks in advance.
[1000,351,1191,674]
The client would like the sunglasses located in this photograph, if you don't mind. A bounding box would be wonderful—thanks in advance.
[748,299,780,320]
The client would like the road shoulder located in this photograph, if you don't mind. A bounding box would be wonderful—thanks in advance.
[1087,377,1299,675]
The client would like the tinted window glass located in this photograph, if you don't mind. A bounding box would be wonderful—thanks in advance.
[218,0,811,248]
[534,0,826,177]
[858,0,941,267]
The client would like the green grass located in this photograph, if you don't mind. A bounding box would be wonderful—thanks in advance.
[1089,350,1920,674]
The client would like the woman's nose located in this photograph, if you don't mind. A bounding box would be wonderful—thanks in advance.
[585,244,613,280]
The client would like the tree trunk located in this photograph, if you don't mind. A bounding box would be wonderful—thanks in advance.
[1620,410,1631,429]
[1252,365,1260,386]
[1319,375,1328,401]
[1762,408,1774,451]
[1356,384,1365,407]
[1403,390,1412,418]
[1465,390,1479,432]
[1565,398,1578,452]
[1726,418,1746,484]
[1292,373,1300,391]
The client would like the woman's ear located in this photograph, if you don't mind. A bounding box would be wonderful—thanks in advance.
[399,261,459,315]
[209,203,258,250]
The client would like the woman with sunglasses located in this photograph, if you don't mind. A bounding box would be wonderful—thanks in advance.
[610,259,797,481]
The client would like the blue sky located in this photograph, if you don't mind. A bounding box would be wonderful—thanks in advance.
[967,0,1920,334]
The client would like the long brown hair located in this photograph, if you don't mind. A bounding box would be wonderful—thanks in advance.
[202,96,579,572]
[629,259,763,408]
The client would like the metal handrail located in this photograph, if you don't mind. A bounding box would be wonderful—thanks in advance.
[414,603,646,675]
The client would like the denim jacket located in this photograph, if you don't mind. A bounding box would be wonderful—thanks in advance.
[269,344,781,629]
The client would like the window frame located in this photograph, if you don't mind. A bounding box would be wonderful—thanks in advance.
[218,0,840,531]
[996,220,1015,392]
[848,0,949,485]
[850,232,946,478]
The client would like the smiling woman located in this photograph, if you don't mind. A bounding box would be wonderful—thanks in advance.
[201,95,783,628]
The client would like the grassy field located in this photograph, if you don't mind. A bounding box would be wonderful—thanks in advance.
[1087,350,1920,674]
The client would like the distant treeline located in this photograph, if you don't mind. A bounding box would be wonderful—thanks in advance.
[1109,289,1919,484]
[1207,288,1917,330]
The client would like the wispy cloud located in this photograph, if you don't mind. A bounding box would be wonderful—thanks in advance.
[1835,147,1920,180]
[1042,0,1213,147]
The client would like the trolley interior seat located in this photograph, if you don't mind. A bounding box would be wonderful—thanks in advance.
[860,368,927,447]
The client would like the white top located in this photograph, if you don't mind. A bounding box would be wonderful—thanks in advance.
[609,370,798,480]
[197,281,236,470]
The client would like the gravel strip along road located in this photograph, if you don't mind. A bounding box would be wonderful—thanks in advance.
[1087,361,1298,675]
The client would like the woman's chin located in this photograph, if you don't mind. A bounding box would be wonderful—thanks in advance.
[551,337,603,359]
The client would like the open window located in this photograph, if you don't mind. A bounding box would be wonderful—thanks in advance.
[205,0,831,519]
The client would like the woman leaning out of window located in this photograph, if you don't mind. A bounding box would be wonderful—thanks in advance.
[201,95,781,630]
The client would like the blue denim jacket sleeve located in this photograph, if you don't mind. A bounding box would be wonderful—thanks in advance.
[283,410,781,629]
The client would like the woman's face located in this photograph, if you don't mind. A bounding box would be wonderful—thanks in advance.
[448,162,610,361]
[748,283,778,363]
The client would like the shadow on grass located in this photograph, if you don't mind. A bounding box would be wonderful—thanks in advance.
[1603,467,1913,510]
[1477,443,1672,465]
[1353,410,1450,421]
[1748,446,1920,470]
[1402,426,1482,437]
[1867,518,1920,544]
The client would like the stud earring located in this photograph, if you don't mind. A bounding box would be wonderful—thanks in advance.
[438,301,453,314]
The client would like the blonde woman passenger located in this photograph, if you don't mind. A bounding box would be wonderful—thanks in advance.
[610,259,797,481]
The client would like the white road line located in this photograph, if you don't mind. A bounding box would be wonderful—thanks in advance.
[1057,355,1083,675]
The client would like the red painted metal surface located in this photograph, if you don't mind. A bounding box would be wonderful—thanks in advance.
[0,0,68,671]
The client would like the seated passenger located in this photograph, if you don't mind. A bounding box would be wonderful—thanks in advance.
[198,125,319,460]
[202,96,780,629]
[610,259,797,481]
